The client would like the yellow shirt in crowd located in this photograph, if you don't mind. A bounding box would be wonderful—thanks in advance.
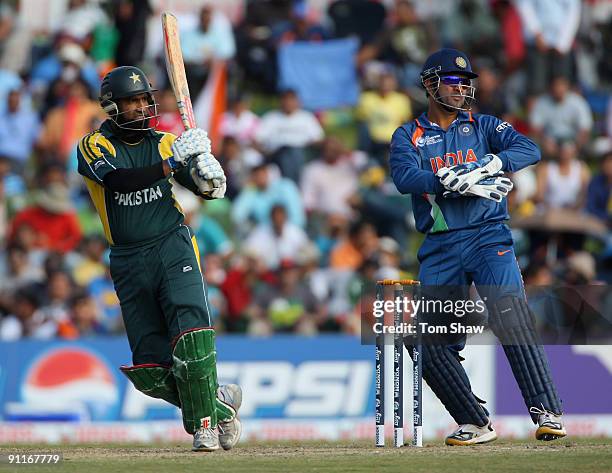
[357,91,412,144]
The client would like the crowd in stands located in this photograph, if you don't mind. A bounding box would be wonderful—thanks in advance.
[0,0,610,340]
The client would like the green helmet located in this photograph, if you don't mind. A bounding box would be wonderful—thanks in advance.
[99,66,159,130]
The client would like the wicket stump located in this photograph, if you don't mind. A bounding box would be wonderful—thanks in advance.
[375,279,423,448]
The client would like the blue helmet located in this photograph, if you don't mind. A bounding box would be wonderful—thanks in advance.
[420,48,477,111]
[420,48,478,80]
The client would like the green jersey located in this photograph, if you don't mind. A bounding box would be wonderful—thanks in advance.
[77,120,198,249]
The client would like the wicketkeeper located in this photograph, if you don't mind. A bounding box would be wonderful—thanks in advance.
[390,49,566,445]
[77,66,241,452]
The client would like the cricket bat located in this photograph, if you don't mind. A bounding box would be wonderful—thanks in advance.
[162,12,196,130]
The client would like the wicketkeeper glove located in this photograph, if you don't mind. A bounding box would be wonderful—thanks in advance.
[436,154,503,194]
[443,174,514,203]
[190,152,227,199]
[169,128,212,171]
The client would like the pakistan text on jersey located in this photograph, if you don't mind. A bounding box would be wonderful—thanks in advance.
[429,148,477,173]
[114,186,163,206]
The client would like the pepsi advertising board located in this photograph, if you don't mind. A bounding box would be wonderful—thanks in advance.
[0,337,610,443]
[0,336,373,424]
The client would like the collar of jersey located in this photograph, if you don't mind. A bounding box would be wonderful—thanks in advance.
[416,111,473,130]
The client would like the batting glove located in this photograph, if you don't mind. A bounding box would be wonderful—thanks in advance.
[169,128,211,171]
[437,154,503,194]
[443,174,513,203]
[190,153,227,199]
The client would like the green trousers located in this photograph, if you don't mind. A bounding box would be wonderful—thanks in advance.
[113,225,234,432]
[110,224,211,365]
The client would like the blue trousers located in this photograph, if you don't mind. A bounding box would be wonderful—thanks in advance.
[413,222,562,426]
[418,222,523,293]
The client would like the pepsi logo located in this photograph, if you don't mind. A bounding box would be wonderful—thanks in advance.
[22,347,119,420]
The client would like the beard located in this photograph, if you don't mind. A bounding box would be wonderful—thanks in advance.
[117,110,151,130]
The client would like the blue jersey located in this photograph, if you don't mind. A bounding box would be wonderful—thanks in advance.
[390,111,540,234]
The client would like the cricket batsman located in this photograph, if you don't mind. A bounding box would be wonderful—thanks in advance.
[390,49,566,445]
[77,66,241,452]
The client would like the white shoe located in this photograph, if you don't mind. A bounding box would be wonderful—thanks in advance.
[217,384,243,450]
[445,421,497,446]
[192,427,219,452]
[530,406,567,441]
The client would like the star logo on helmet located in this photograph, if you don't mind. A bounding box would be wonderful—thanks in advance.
[129,72,141,84]
[455,57,467,69]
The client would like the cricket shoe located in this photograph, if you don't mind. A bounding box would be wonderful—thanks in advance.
[192,427,219,452]
[530,406,566,441]
[217,384,243,450]
[445,421,498,446]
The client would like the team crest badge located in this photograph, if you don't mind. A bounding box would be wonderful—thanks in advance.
[455,57,467,69]
[459,124,473,136]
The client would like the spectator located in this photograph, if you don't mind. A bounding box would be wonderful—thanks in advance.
[473,62,508,118]
[509,166,538,215]
[247,259,320,335]
[58,289,106,339]
[181,5,236,97]
[0,156,26,213]
[0,2,15,60]
[40,270,73,324]
[314,214,350,267]
[244,204,311,270]
[221,251,275,332]
[295,242,328,305]
[0,244,44,294]
[529,76,594,154]
[357,71,411,164]
[348,165,412,248]
[202,253,228,328]
[376,236,402,281]
[219,95,260,146]
[0,286,56,340]
[72,234,107,287]
[255,89,324,182]
[8,182,83,253]
[30,40,99,103]
[232,158,305,231]
[113,0,151,66]
[330,221,379,271]
[586,151,612,227]
[38,78,103,165]
[156,88,184,136]
[535,141,590,210]
[5,222,48,273]
[0,89,41,172]
[271,2,328,47]
[0,69,21,114]
[233,0,290,93]
[173,186,233,257]
[218,136,263,200]
[563,251,597,285]
[515,0,581,95]
[58,0,108,43]
[490,0,525,74]
[367,0,431,88]
[443,0,499,58]
[88,265,122,333]
[0,4,32,74]
[0,168,6,243]
[329,0,387,47]
[301,136,360,219]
